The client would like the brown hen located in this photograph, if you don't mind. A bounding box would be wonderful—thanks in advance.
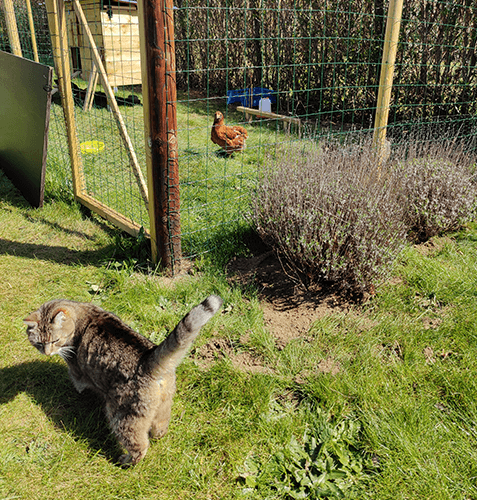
[211,111,248,155]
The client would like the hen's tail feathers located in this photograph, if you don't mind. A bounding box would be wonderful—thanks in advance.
[149,295,223,376]
[234,126,248,137]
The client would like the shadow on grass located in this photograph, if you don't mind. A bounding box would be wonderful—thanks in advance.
[0,238,116,266]
[0,169,120,267]
[0,360,121,463]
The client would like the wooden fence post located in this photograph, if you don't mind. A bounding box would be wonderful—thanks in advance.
[138,0,181,271]
[44,0,86,197]
[25,0,39,62]
[373,0,404,161]
[2,0,23,57]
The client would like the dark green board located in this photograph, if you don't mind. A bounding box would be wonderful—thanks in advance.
[0,51,53,207]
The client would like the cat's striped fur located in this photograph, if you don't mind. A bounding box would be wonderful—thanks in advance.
[24,295,222,466]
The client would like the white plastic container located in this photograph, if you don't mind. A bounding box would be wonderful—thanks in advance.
[258,97,271,113]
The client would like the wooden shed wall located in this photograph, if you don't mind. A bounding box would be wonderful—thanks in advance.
[67,0,142,87]
[101,10,141,87]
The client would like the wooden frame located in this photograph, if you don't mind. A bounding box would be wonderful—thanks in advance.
[71,0,149,207]
[44,0,181,267]
[41,0,403,269]
[44,0,147,239]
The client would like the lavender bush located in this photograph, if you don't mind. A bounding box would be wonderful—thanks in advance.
[393,139,477,242]
[250,138,407,296]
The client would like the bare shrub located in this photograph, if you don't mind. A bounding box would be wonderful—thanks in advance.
[250,138,407,296]
[393,138,477,242]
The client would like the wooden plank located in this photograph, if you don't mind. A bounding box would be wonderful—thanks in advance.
[102,36,141,52]
[66,9,79,46]
[106,71,142,87]
[80,55,94,81]
[101,11,139,25]
[83,23,103,37]
[99,9,141,86]
[105,53,141,62]
[77,192,147,238]
[83,62,98,111]
[237,106,301,136]
[236,106,300,124]
[105,62,143,74]
[104,57,142,74]
[102,23,140,36]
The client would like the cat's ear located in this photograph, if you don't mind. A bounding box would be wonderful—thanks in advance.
[24,311,40,328]
[51,308,75,336]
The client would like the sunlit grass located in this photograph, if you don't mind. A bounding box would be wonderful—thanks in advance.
[45,84,301,259]
[4,77,477,499]
[2,164,477,498]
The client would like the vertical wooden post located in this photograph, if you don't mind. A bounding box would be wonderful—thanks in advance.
[3,0,23,57]
[45,0,86,196]
[25,0,39,62]
[83,62,99,111]
[138,0,181,271]
[373,0,404,159]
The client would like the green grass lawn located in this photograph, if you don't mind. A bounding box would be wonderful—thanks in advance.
[2,170,477,499]
[2,101,477,498]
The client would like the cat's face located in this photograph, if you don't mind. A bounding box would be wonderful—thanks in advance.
[24,302,76,359]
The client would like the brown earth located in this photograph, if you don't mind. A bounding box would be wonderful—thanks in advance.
[226,251,353,348]
[196,248,355,375]
[195,236,449,374]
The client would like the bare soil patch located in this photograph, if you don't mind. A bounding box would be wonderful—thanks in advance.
[197,337,272,374]
[226,251,353,348]
[224,236,451,350]
[193,236,451,374]
[196,235,445,374]
[195,246,358,374]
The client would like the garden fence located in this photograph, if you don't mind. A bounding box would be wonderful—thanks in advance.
[1,0,477,270]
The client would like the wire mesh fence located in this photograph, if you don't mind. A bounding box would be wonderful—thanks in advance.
[173,0,387,259]
[1,0,477,264]
[1,0,149,230]
[388,0,477,144]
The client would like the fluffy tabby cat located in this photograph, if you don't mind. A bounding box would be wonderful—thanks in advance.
[24,295,223,466]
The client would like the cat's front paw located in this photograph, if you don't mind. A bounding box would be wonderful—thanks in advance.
[118,453,133,468]
[118,449,147,468]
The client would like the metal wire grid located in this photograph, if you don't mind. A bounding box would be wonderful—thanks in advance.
[64,0,149,228]
[1,0,148,227]
[173,0,387,257]
[174,1,385,131]
[388,1,477,145]
[2,0,477,260]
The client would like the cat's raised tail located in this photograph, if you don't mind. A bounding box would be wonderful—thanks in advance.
[148,294,223,376]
